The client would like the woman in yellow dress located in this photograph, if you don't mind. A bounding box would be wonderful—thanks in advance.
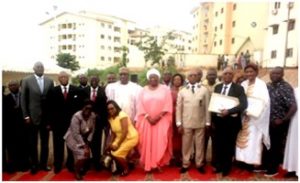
[106,100,139,176]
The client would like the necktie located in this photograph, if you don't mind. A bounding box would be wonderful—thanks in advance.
[92,89,97,102]
[38,77,44,93]
[191,85,195,93]
[63,86,68,100]
[222,85,228,95]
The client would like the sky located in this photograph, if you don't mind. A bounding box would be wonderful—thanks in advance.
[0,0,200,64]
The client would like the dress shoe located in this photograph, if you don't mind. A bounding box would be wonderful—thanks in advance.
[222,171,230,177]
[75,173,83,180]
[213,168,222,174]
[197,166,206,174]
[41,166,51,171]
[180,167,189,173]
[30,166,39,175]
[54,167,62,174]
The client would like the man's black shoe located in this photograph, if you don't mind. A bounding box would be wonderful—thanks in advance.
[222,171,230,177]
[180,167,189,173]
[54,167,62,174]
[41,166,51,171]
[197,166,206,174]
[30,166,38,175]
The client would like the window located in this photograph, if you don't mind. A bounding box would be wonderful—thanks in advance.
[101,23,105,27]
[215,11,218,17]
[271,50,277,58]
[286,48,293,57]
[214,41,217,47]
[272,24,279,34]
[231,38,235,44]
[288,19,295,31]
[220,24,223,29]
[215,26,217,31]
[108,25,112,29]
[114,37,120,43]
[233,3,236,10]
[114,27,121,32]
[101,56,105,61]
[232,21,236,27]
[221,8,224,13]
[108,36,112,40]
[274,2,280,9]
[219,39,222,45]
[101,34,105,39]
[101,45,105,50]
[108,57,112,61]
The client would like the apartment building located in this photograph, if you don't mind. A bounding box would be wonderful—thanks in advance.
[192,2,268,57]
[191,2,214,54]
[40,11,136,69]
[145,26,193,58]
[263,2,298,68]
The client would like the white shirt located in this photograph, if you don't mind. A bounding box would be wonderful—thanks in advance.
[60,84,69,94]
[105,81,142,121]
[221,82,232,96]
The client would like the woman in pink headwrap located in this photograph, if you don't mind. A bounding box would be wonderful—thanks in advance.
[135,68,173,172]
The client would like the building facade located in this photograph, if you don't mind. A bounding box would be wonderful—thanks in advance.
[263,2,298,67]
[191,2,269,62]
[40,11,136,69]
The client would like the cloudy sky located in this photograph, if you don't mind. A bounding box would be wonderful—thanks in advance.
[0,0,200,64]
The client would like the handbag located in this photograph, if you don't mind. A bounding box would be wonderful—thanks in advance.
[101,152,117,173]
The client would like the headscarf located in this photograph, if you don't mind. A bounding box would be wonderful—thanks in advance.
[146,68,161,80]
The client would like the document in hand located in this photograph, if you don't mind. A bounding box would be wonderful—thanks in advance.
[246,96,265,118]
[208,93,239,113]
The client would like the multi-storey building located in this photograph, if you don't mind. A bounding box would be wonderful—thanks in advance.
[192,2,269,58]
[191,2,214,54]
[40,11,136,69]
[263,2,298,67]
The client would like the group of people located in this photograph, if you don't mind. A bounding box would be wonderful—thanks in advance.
[3,61,298,180]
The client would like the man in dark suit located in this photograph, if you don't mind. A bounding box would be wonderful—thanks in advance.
[211,67,247,177]
[21,61,54,174]
[47,71,82,174]
[83,75,108,170]
[3,80,30,172]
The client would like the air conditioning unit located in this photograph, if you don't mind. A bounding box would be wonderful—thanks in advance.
[272,9,278,15]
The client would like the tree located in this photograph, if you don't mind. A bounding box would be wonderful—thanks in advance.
[56,53,80,71]
[136,31,174,66]
[120,46,129,67]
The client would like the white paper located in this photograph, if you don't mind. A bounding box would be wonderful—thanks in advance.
[208,93,239,113]
[246,96,265,118]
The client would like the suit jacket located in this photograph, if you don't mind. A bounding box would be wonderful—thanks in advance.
[3,92,23,129]
[212,82,247,118]
[21,75,54,125]
[176,84,210,129]
[47,85,83,131]
[83,86,108,129]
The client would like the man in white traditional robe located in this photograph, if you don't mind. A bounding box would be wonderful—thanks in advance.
[282,87,298,177]
[105,67,142,122]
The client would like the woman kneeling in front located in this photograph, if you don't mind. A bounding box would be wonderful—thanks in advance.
[106,100,139,176]
[64,100,96,180]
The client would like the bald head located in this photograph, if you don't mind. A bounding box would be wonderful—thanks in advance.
[119,67,130,84]
[270,66,284,83]
[33,61,44,77]
[58,71,69,86]
[8,80,20,94]
[222,66,234,84]
[187,69,198,85]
